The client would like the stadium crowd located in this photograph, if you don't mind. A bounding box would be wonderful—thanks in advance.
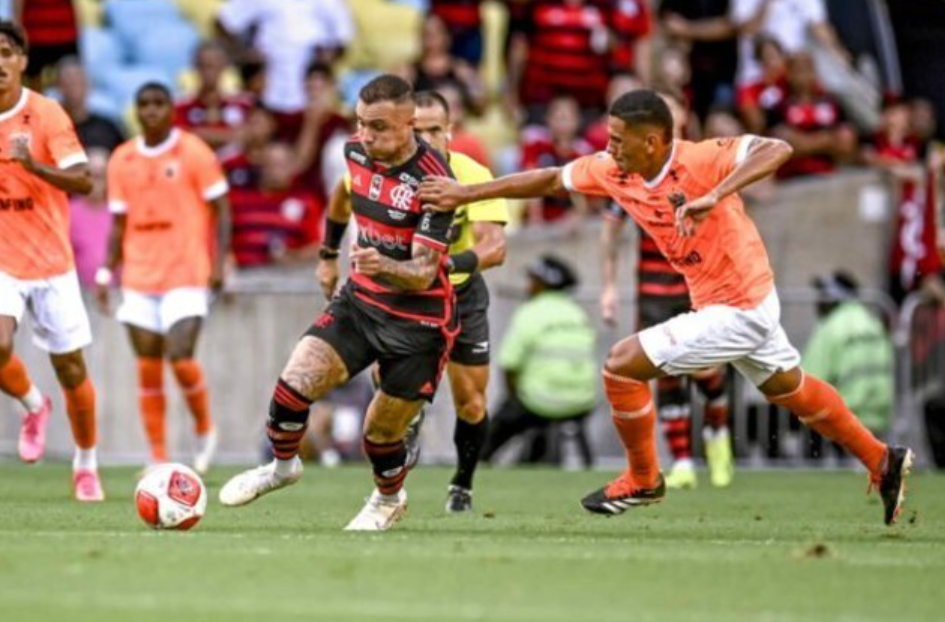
[1,0,942,476]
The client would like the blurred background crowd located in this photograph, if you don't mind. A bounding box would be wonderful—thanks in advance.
[5,0,945,468]
[3,0,941,288]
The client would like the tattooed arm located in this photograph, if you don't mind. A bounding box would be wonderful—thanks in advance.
[350,242,442,291]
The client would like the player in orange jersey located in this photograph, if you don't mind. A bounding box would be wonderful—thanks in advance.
[420,89,913,526]
[0,21,103,502]
[97,83,231,474]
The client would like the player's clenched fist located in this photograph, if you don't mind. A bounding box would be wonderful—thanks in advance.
[418,176,466,212]
[351,246,383,276]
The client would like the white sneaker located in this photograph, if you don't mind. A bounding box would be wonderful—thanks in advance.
[344,488,408,531]
[219,458,302,507]
[193,428,218,475]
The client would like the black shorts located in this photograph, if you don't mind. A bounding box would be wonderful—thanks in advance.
[304,286,457,402]
[638,294,692,330]
[450,274,491,366]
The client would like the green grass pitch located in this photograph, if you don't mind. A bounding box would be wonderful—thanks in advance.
[1,463,943,622]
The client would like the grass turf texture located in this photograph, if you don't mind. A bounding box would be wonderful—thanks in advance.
[0,464,942,622]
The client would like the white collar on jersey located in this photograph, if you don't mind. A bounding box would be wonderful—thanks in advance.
[643,139,677,189]
[136,128,180,157]
[0,87,30,124]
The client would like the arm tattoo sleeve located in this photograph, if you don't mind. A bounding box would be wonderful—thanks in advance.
[376,243,443,291]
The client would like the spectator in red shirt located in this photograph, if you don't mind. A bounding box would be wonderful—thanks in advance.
[294,63,350,204]
[230,142,323,268]
[17,0,78,88]
[736,36,789,134]
[220,104,278,191]
[175,41,254,151]
[769,52,856,179]
[510,0,651,123]
[520,95,594,224]
[863,96,945,304]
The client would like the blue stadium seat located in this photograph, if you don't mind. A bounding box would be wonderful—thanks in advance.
[128,20,200,80]
[79,28,126,88]
[104,0,182,47]
[101,65,174,110]
[87,89,125,123]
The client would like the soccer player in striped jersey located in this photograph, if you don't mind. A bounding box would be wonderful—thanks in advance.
[220,75,458,532]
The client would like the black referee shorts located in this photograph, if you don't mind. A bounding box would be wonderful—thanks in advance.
[449,274,491,366]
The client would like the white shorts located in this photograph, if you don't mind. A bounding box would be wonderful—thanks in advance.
[116,287,209,334]
[638,289,801,387]
[0,270,93,354]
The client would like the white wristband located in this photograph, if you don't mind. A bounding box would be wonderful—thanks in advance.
[94,267,113,287]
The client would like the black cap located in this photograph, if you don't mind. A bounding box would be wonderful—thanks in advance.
[527,254,578,290]
[813,270,859,303]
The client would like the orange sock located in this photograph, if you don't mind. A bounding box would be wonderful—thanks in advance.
[604,370,660,488]
[768,372,887,474]
[137,358,167,462]
[63,377,97,449]
[171,359,212,435]
[0,354,31,398]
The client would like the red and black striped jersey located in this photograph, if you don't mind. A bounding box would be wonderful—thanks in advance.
[230,188,323,268]
[520,0,652,110]
[22,0,78,46]
[604,201,690,302]
[344,138,457,324]
[430,0,483,29]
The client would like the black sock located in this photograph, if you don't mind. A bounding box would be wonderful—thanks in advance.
[268,379,312,460]
[451,415,488,490]
[363,436,408,495]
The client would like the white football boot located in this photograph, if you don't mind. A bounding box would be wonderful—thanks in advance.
[344,488,408,531]
[219,457,302,507]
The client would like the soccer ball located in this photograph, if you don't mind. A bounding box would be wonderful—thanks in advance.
[135,463,207,530]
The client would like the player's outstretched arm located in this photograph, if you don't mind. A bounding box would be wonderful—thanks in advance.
[351,243,442,292]
[418,168,566,211]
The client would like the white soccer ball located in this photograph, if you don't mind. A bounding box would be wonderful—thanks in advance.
[135,463,208,530]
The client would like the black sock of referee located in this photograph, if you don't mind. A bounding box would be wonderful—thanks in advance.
[451,414,488,490]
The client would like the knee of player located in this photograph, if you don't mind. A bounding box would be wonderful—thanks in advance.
[0,342,13,367]
[456,393,486,422]
[603,346,627,376]
[51,352,87,388]
[363,419,403,444]
[165,345,197,362]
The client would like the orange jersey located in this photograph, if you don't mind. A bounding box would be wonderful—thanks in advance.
[108,129,228,293]
[564,137,774,309]
[0,88,88,279]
